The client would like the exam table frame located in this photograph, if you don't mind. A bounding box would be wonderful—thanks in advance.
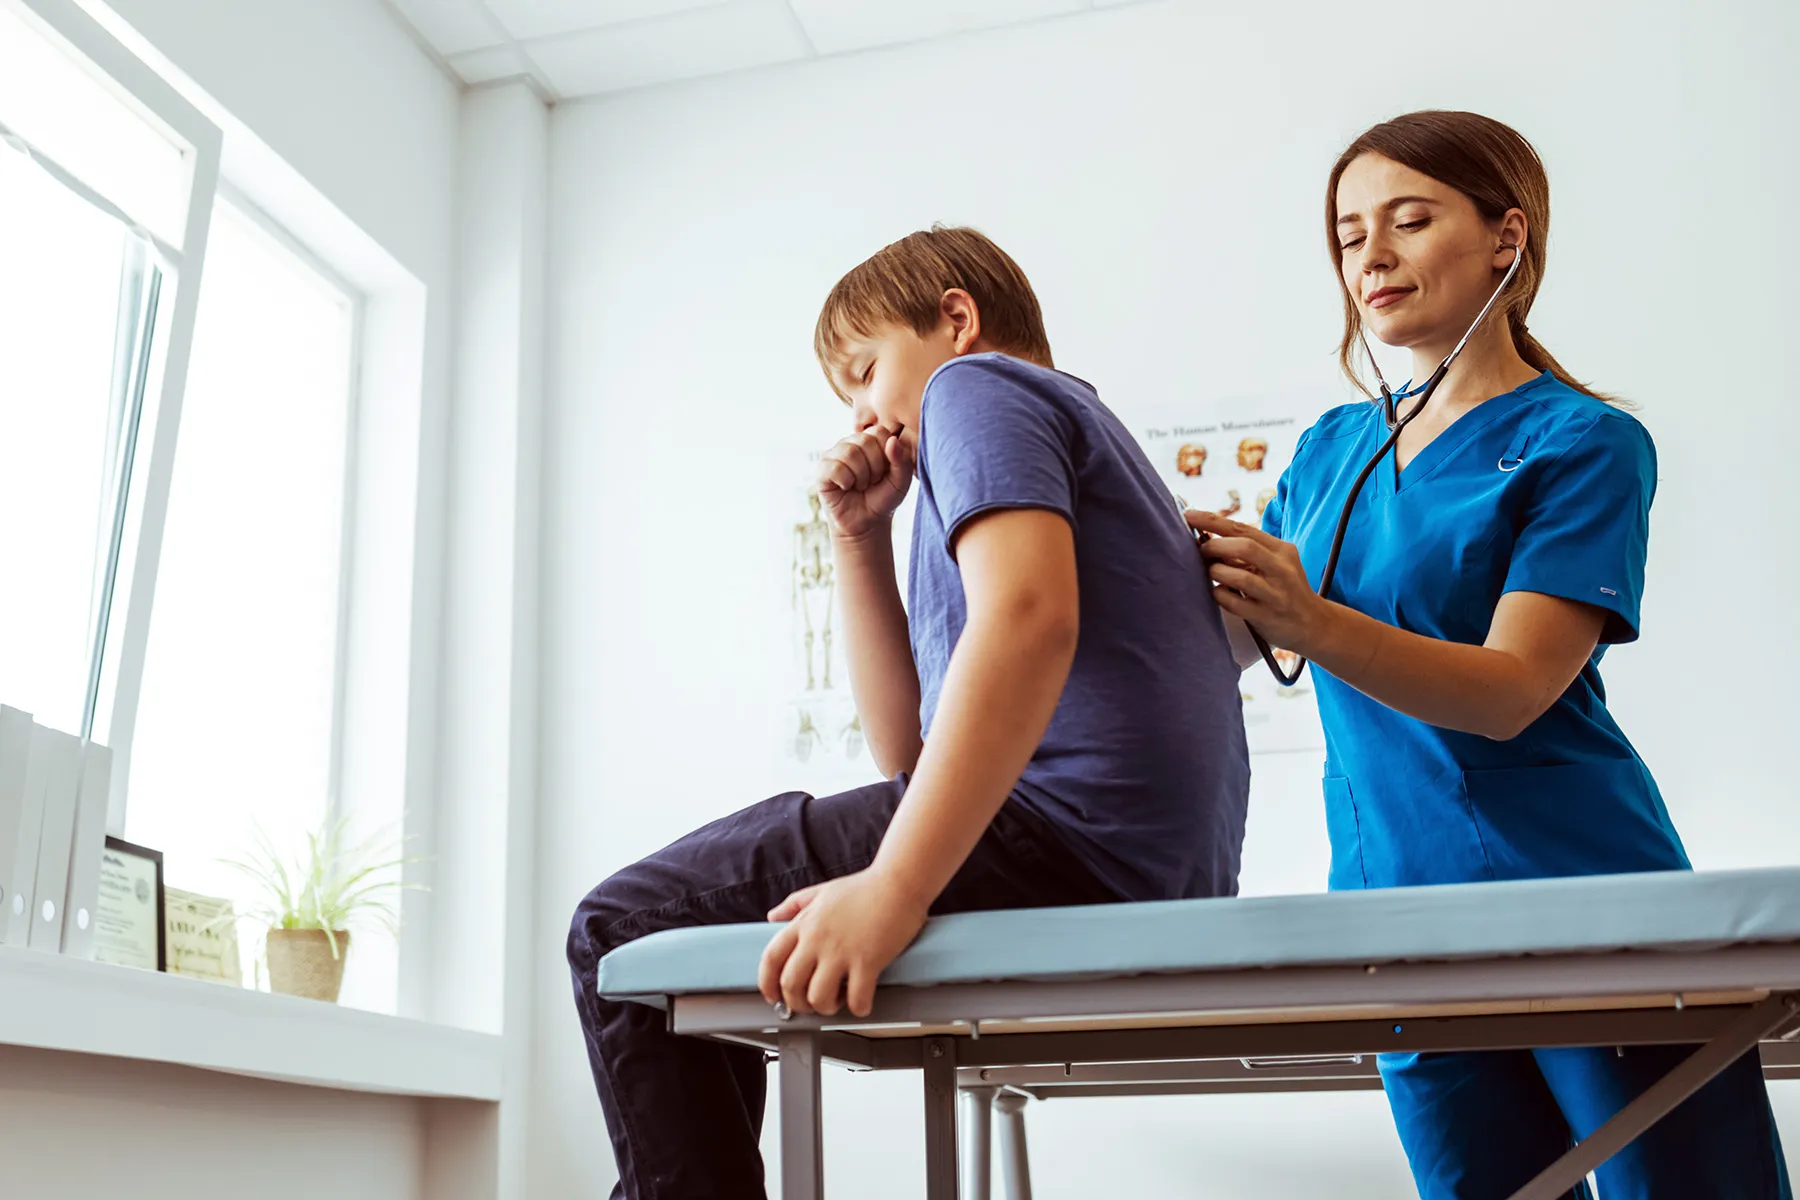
[664,943,1800,1200]
[957,1014,1800,1200]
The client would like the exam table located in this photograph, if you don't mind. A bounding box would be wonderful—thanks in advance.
[595,868,1800,1200]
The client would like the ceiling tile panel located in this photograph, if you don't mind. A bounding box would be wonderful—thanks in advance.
[787,0,1085,55]
[528,0,809,95]
[446,43,534,83]
[390,0,507,55]
[484,0,726,40]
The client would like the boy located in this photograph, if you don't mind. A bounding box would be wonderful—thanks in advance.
[567,226,1249,1198]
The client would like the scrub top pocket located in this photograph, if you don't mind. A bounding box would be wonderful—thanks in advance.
[1322,775,1367,890]
[1462,759,1690,880]
[1325,772,1493,889]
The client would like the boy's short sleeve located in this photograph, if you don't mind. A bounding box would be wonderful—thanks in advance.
[919,358,1078,556]
[1502,412,1657,644]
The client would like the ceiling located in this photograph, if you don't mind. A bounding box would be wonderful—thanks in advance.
[385,0,1156,101]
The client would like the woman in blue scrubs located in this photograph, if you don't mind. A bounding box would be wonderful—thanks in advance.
[1189,110,1791,1199]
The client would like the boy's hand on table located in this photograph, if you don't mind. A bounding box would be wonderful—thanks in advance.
[817,427,915,539]
[759,867,929,1019]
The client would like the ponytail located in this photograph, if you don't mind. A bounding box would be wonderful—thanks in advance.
[1508,310,1623,407]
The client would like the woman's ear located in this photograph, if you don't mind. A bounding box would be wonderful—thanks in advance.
[940,288,983,354]
[1496,209,1529,266]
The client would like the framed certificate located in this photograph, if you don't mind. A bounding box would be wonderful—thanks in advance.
[164,887,242,985]
[94,836,165,972]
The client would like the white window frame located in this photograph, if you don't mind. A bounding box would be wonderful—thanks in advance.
[5,0,222,832]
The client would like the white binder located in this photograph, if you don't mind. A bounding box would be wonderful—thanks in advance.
[4,718,51,947]
[28,728,82,951]
[0,706,31,937]
[61,739,114,958]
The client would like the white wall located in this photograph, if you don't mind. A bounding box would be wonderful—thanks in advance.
[440,80,550,1200]
[534,0,1800,1194]
[0,1045,426,1198]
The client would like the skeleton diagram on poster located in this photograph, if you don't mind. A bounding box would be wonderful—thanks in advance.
[778,449,913,785]
[1136,401,1327,755]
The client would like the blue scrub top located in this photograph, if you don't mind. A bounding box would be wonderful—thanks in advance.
[1264,371,1690,890]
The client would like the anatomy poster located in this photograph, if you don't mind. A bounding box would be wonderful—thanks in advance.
[773,448,918,787]
[1135,402,1327,755]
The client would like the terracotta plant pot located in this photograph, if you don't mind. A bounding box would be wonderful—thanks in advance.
[266,928,351,1002]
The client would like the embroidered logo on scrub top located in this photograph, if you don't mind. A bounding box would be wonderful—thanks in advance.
[1600,587,1618,596]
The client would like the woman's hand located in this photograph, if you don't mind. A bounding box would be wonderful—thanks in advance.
[758,867,929,1019]
[1186,509,1335,658]
[817,427,915,540]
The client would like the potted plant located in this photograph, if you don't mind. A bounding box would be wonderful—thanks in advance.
[222,816,414,1003]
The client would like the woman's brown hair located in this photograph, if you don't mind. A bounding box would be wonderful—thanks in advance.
[1326,110,1613,403]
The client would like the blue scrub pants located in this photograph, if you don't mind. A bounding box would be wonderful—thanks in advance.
[1380,1045,1791,1198]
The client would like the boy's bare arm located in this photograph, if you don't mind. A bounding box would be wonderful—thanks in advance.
[759,507,1078,1017]
[834,525,923,776]
[868,507,1077,905]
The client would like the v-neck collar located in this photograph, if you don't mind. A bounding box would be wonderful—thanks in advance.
[1386,371,1554,493]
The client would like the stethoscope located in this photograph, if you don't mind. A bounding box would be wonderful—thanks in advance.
[1229,243,1527,687]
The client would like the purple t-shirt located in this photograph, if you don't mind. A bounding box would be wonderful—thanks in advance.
[909,353,1249,902]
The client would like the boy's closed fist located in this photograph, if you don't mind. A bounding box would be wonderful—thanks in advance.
[817,427,914,538]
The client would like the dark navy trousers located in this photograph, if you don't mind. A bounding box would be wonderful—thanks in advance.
[566,777,1125,1200]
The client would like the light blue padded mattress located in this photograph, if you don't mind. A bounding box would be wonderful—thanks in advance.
[596,868,1800,1001]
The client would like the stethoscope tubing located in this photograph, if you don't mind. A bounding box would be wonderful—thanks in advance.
[1241,245,1525,688]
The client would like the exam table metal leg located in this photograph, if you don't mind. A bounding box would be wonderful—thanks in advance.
[924,1037,959,1200]
[779,1031,824,1200]
[1508,993,1800,1200]
[994,1090,1034,1200]
[961,1085,996,1199]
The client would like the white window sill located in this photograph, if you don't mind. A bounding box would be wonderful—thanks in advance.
[0,944,501,1101]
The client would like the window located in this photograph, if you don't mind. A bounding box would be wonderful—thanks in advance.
[124,199,356,956]
[3,0,388,1005]
[0,0,187,247]
[0,0,212,742]
[0,141,151,732]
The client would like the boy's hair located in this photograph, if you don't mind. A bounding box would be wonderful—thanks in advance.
[813,225,1053,396]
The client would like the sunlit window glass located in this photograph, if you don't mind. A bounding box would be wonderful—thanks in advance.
[0,144,139,733]
[125,201,354,977]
